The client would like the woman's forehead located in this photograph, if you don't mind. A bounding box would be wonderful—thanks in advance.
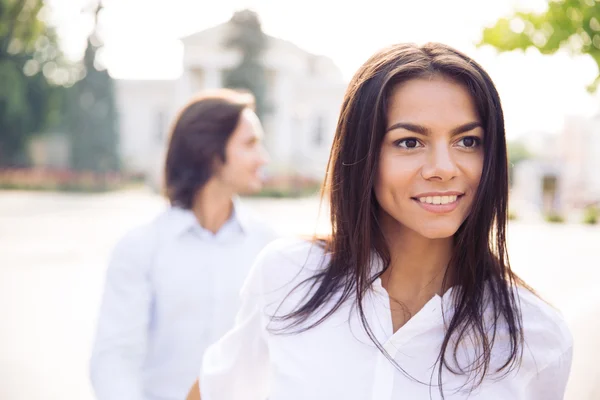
[386,77,480,127]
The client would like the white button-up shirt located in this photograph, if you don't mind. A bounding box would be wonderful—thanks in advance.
[201,238,573,400]
[90,202,276,400]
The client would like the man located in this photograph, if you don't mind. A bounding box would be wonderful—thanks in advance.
[90,89,277,400]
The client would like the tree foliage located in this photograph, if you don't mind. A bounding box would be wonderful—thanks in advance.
[222,9,269,118]
[66,2,120,173]
[0,0,120,173]
[480,0,600,92]
[67,36,120,172]
[0,0,68,166]
[507,139,532,186]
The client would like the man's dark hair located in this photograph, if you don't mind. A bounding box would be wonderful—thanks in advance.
[164,88,255,209]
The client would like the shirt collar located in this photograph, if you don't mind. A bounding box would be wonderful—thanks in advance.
[166,197,252,237]
[231,196,253,234]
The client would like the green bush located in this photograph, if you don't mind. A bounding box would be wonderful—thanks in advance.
[0,168,125,193]
[544,212,565,223]
[249,176,322,198]
[583,206,598,225]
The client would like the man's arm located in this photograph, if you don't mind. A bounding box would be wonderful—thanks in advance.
[90,230,154,400]
[186,379,200,400]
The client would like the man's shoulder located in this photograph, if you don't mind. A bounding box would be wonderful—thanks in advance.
[112,209,173,254]
[235,202,278,240]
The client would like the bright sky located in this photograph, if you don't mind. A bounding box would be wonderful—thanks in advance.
[46,0,600,139]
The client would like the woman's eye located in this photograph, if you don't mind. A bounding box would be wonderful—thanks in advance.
[395,138,422,149]
[457,136,481,148]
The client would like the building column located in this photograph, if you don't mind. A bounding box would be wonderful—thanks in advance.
[270,71,293,173]
[204,67,223,89]
[173,68,193,113]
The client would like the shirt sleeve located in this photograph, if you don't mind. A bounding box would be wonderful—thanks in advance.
[200,249,271,400]
[90,228,154,400]
[523,345,573,400]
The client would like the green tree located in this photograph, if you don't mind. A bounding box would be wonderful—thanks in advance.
[222,9,269,118]
[479,0,600,92]
[0,0,69,166]
[66,1,120,173]
[507,140,532,186]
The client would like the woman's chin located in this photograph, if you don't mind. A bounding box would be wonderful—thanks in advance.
[416,226,460,240]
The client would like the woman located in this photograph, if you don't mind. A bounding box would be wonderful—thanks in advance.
[188,43,572,400]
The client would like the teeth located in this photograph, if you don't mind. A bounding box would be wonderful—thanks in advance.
[418,195,458,205]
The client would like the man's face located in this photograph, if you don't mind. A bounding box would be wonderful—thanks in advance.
[214,109,269,195]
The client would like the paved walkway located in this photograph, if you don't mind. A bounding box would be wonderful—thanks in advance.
[0,189,597,399]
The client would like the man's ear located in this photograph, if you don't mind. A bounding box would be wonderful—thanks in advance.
[211,154,225,174]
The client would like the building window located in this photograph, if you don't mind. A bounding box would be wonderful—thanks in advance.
[221,68,231,87]
[266,68,277,107]
[307,55,318,76]
[156,110,167,142]
[313,115,324,146]
[191,67,205,92]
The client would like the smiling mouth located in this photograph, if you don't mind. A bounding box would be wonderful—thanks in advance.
[411,194,464,213]
[414,194,462,205]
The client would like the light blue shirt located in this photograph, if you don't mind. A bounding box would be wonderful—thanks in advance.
[90,202,276,400]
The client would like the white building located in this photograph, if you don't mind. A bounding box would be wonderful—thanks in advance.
[115,22,347,189]
[511,114,600,218]
[511,132,563,217]
[559,114,600,208]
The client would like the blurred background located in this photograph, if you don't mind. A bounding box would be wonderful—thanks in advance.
[0,0,599,399]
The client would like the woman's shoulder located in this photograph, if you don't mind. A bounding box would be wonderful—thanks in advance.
[514,286,573,372]
[258,237,328,267]
[254,237,329,282]
[516,287,572,347]
[242,237,330,296]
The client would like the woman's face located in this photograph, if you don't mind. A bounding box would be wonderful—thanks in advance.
[374,75,484,240]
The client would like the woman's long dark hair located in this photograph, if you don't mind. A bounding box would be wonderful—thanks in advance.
[273,43,527,396]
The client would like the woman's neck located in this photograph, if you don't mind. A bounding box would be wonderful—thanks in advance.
[379,215,454,303]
